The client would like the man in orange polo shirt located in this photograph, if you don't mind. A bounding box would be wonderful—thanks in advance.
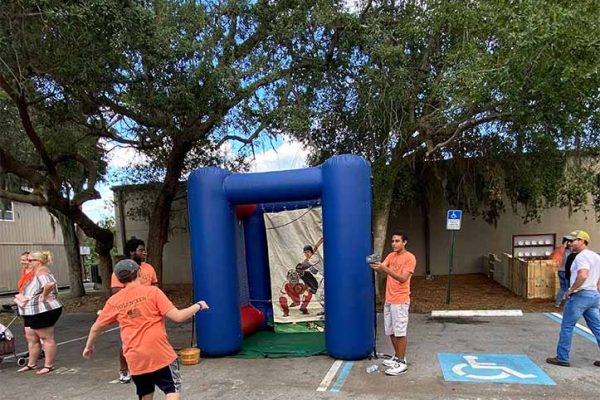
[111,238,158,383]
[83,259,209,400]
[370,232,416,376]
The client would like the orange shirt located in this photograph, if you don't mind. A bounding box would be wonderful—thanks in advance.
[111,262,158,288]
[384,250,416,304]
[549,246,564,266]
[95,285,177,375]
[18,268,35,293]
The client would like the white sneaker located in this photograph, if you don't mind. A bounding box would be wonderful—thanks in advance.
[119,370,132,384]
[382,356,399,367]
[385,361,408,376]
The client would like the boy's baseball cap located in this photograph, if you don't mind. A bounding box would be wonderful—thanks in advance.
[564,230,591,242]
[303,245,313,252]
[114,259,140,280]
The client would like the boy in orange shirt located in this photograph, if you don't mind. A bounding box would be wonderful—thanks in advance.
[370,232,416,376]
[111,238,158,383]
[83,259,208,400]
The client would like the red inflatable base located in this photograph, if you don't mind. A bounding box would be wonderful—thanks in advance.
[240,305,265,336]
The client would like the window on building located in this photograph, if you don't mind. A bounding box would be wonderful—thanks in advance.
[0,200,14,221]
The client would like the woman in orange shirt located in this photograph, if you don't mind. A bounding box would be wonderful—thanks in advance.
[17,251,34,293]
[16,251,37,371]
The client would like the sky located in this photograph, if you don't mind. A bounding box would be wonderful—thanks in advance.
[82,136,310,223]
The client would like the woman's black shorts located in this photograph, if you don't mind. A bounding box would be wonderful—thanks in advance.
[23,307,63,329]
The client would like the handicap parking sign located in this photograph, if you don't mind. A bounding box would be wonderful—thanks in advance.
[446,209,462,230]
[438,353,555,385]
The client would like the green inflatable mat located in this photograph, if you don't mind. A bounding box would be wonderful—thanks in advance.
[233,330,327,358]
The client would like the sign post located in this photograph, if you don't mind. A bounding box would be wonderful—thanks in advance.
[446,210,462,304]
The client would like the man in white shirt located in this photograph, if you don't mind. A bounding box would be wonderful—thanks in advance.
[546,230,600,367]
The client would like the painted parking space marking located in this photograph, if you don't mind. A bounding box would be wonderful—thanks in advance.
[54,367,81,375]
[432,309,523,317]
[438,353,555,385]
[316,360,354,392]
[544,312,597,344]
[317,360,343,391]
[330,361,354,393]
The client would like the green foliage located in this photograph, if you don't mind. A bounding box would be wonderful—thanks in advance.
[0,94,108,201]
[1,1,345,274]
[293,0,600,223]
[3,0,600,232]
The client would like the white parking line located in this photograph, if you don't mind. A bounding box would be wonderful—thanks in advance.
[432,310,523,317]
[550,312,594,335]
[317,360,343,391]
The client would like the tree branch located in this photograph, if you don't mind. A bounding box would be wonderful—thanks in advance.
[0,188,47,206]
[0,147,47,188]
[214,75,293,149]
[0,73,19,101]
[222,10,239,60]
[92,95,170,129]
[325,26,344,66]
[232,22,267,61]
[0,73,60,188]
[216,121,267,148]
[359,0,373,19]
[187,68,289,138]
[425,111,511,157]
[53,154,101,207]
[73,116,162,151]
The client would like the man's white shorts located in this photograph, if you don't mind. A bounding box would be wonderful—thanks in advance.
[383,303,409,337]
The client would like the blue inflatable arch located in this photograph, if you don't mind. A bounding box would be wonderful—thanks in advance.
[187,155,374,360]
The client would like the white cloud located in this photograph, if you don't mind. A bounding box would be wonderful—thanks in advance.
[343,0,362,13]
[248,136,309,172]
[83,137,309,223]
[105,145,150,169]
[82,183,114,223]
[83,141,144,223]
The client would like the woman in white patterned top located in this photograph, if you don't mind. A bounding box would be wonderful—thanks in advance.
[15,250,63,375]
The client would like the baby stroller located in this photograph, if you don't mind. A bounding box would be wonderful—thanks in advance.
[0,305,19,365]
[0,304,43,367]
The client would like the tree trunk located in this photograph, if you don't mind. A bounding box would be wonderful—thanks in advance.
[146,189,174,287]
[52,209,85,297]
[95,240,114,298]
[420,194,432,277]
[63,204,114,298]
[373,188,394,302]
[145,140,192,286]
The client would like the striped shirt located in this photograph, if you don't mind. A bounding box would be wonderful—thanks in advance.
[18,273,63,316]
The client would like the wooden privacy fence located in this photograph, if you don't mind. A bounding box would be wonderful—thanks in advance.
[486,253,558,299]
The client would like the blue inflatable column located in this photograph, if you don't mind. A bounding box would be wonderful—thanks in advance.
[243,208,273,329]
[322,155,374,359]
[187,167,242,356]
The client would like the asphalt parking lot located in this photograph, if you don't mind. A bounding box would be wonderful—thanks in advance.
[1,311,599,400]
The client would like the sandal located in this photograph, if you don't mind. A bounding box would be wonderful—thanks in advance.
[36,366,55,375]
[17,365,37,372]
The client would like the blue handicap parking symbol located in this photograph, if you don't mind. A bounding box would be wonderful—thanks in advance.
[447,210,462,220]
[438,353,555,385]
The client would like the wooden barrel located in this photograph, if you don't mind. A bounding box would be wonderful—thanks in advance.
[180,347,201,365]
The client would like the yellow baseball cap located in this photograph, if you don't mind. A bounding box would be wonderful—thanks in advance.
[564,230,590,242]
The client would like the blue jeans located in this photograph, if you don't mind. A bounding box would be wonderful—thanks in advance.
[556,290,600,362]
[554,271,568,306]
